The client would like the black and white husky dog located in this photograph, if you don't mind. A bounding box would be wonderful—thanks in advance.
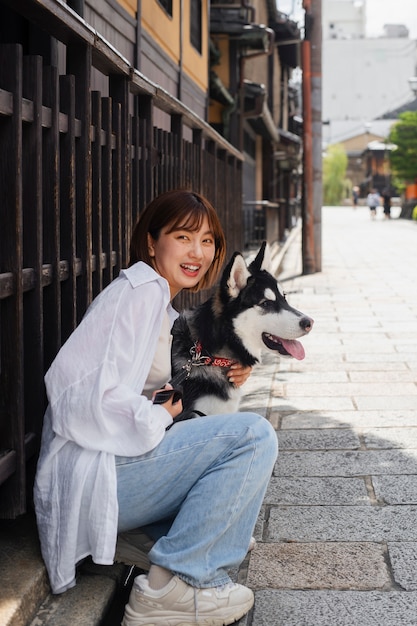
[170,241,313,419]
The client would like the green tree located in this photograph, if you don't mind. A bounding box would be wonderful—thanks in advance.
[388,111,417,183]
[323,144,348,205]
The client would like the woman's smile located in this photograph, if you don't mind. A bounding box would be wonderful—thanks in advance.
[180,263,201,276]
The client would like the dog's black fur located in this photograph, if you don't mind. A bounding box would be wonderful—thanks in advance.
[171,242,313,419]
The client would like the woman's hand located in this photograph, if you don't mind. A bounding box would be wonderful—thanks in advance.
[227,363,253,387]
[152,384,183,419]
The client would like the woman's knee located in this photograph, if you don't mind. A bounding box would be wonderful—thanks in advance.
[239,412,278,461]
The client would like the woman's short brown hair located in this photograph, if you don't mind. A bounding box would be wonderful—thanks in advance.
[129,189,226,292]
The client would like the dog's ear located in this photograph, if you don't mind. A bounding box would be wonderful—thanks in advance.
[248,241,272,273]
[226,253,251,298]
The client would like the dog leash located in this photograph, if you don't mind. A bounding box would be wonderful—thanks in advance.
[153,340,235,405]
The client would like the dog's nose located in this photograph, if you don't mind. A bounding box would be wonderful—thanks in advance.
[300,316,314,332]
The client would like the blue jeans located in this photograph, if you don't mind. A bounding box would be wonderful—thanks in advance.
[115,412,278,588]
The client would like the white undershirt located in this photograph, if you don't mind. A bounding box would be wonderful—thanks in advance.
[142,311,172,398]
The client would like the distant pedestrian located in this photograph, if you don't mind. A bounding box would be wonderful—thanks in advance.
[366,188,380,220]
[381,187,391,219]
[352,186,359,209]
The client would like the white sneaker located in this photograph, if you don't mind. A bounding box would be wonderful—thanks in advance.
[121,574,254,626]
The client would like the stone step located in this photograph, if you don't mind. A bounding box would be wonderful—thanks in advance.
[0,513,125,626]
[28,564,123,626]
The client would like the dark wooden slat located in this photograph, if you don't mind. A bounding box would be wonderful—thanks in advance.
[171,114,183,190]
[0,262,70,300]
[0,433,37,486]
[0,85,83,138]
[111,101,122,277]
[109,75,131,268]
[91,90,103,298]
[22,54,45,443]
[159,128,167,193]
[155,127,163,195]
[101,97,114,284]
[0,44,25,517]
[42,64,61,371]
[67,42,93,323]
[0,87,13,115]
[0,451,17,486]
[138,95,154,209]
[166,132,174,191]
[138,117,148,211]
[59,74,78,341]
[0,273,15,299]
[193,128,202,193]
[131,114,140,230]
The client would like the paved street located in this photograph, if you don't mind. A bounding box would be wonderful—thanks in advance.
[238,206,417,625]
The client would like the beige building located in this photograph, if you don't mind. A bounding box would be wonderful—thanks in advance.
[322,0,417,127]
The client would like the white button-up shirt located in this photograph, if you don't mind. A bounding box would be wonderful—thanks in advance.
[34,262,177,594]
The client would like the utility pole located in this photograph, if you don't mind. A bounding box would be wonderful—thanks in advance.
[302,0,322,273]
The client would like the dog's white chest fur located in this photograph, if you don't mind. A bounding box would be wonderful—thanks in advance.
[194,388,242,416]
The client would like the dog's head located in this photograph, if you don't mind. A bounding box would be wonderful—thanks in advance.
[216,241,313,362]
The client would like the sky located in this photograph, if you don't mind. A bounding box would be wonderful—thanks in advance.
[365,0,417,39]
[277,0,417,40]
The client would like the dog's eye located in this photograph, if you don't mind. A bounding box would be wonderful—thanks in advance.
[259,300,274,310]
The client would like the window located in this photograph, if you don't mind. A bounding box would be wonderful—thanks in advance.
[158,0,173,17]
[190,0,202,53]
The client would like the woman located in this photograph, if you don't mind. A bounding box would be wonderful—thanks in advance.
[34,189,278,626]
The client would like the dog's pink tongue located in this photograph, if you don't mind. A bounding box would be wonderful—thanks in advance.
[281,339,305,360]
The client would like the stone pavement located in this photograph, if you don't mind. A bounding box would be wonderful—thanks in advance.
[236,205,417,625]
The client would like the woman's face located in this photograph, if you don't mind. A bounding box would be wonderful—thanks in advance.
[147,216,216,298]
